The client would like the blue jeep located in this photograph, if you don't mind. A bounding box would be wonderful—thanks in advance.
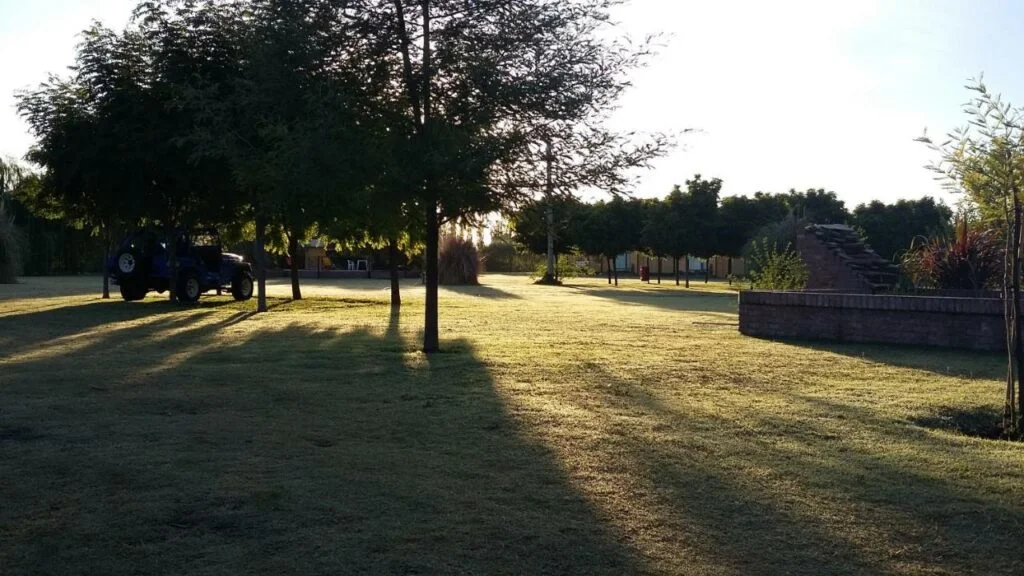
[109,229,254,303]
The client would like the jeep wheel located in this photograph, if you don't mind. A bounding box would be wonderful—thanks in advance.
[119,282,147,302]
[231,271,254,301]
[177,270,202,304]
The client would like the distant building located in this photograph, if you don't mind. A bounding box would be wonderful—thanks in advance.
[590,252,744,279]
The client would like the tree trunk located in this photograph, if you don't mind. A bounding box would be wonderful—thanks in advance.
[728,258,733,286]
[646,256,651,283]
[389,237,401,311]
[684,255,690,288]
[705,258,710,283]
[607,258,612,284]
[288,233,302,300]
[167,224,178,303]
[675,257,679,286]
[658,257,662,284]
[255,214,267,313]
[101,226,110,299]
[1013,193,1024,436]
[544,139,556,283]
[614,262,618,286]
[423,201,440,353]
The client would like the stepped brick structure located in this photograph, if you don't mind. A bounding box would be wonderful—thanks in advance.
[796,224,899,293]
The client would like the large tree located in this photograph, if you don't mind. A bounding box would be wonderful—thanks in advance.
[377,0,661,351]
[18,21,233,300]
[134,0,379,310]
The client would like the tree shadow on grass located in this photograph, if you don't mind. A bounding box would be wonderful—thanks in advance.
[575,364,1024,575]
[562,285,738,314]
[0,296,247,359]
[788,339,1004,380]
[441,283,522,299]
[0,305,643,575]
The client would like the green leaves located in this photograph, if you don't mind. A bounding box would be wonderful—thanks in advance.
[746,238,808,291]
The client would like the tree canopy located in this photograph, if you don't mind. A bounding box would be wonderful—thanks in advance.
[851,197,953,261]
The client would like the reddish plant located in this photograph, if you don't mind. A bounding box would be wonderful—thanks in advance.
[901,219,1002,290]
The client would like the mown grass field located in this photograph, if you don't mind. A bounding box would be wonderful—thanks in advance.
[1,274,1022,575]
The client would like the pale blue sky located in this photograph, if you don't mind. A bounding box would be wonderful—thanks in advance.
[3,0,1024,207]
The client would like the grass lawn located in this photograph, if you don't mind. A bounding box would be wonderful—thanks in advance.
[1,274,1022,575]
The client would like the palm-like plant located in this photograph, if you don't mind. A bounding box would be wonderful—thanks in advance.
[901,219,1002,290]
[438,235,479,286]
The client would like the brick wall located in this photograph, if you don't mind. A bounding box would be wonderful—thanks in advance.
[796,231,872,293]
[739,291,1006,351]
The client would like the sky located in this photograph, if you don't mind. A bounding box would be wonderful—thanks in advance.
[3,0,1024,208]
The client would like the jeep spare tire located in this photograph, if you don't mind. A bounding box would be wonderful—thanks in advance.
[177,269,202,304]
[231,270,254,301]
[115,248,144,279]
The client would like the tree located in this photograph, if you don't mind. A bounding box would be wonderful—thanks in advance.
[851,197,953,262]
[919,77,1024,438]
[17,21,225,300]
[573,201,615,284]
[507,128,670,284]
[600,197,646,286]
[641,186,692,286]
[0,158,24,283]
[785,188,849,224]
[682,175,721,283]
[378,0,661,351]
[510,196,579,278]
[136,0,378,311]
[717,192,790,279]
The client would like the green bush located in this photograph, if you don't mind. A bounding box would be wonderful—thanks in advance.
[438,235,479,285]
[746,238,808,290]
[531,253,595,282]
[480,240,541,272]
[0,198,23,283]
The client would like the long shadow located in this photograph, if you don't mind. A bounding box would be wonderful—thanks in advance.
[0,304,642,575]
[0,297,242,358]
[441,283,522,300]
[579,364,1024,575]
[563,284,738,314]
[791,339,1004,380]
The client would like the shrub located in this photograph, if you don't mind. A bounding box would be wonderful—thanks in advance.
[747,238,808,290]
[0,198,22,283]
[480,240,542,272]
[530,253,595,282]
[438,235,479,285]
[900,219,1002,290]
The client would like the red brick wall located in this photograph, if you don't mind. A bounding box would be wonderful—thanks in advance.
[796,231,871,293]
[738,291,1005,351]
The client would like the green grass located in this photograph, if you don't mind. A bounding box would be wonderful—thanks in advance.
[1,274,1022,575]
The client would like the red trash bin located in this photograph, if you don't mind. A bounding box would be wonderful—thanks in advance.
[639,265,650,282]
